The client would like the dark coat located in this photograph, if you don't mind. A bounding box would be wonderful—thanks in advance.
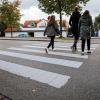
[69,11,81,34]
[79,15,93,39]
[44,22,60,36]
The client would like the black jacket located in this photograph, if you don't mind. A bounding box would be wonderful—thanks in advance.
[69,11,81,33]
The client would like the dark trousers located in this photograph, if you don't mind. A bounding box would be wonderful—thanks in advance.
[47,36,55,49]
[73,36,79,49]
[73,33,79,49]
[81,39,91,52]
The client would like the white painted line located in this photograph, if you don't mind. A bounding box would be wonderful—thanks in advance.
[24,45,94,52]
[55,45,96,49]
[33,42,99,48]
[47,42,99,47]
[24,45,78,51]
[0,50,83,68]
[49,75,70,88]
[31,44,96,50]
[50,50,88,59]
[0,60,70,88]
[8,47,88,59]
[55,42,99,46]
[32,42,99,48]
[8,47,45,53]
[24,45,45,49]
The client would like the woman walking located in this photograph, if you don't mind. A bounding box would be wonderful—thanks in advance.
[44,15,60,53]
[79,10,94,55]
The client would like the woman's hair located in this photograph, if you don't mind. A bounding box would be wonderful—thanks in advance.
[51,15,55,21]
[83,10,90,16]
[48,15,56,24]
[48,16,51,20]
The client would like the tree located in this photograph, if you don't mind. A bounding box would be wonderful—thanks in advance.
[0,21,7,37]
[94,14,100,31]
[37,0,90,36]
[0,0,21,37]
[94,14,100,36]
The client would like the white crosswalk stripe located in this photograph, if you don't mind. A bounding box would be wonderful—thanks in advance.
[24,45,79,51]
[23,45,94,52]
[31,43,98,49]
[31,42,99,48]
[0,50,83,68]
[8,47,88,59]
[55,42,99,47]
[0,42,99,88]
[0,60,70,88]
[32,44,96,50]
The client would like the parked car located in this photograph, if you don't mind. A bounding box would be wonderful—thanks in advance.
[18,33,28,38]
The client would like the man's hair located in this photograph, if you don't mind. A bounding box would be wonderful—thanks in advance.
[74,6,79,12]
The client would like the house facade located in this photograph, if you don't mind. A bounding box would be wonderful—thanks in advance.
[23,19,68,31]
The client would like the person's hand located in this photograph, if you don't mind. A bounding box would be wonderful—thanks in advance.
[44,34,47,37]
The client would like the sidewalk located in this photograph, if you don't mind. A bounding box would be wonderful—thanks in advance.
[0,37,74,42]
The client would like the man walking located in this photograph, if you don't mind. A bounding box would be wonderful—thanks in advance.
[69,6,81,52]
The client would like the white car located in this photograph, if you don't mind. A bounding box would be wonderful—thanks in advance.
[18,33,28,38]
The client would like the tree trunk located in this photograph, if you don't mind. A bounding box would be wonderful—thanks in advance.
[11,27,13,38]
[59,11,62,37]
[57,0,62,37]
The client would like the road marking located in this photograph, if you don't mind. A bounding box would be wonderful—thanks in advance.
[32,42,99,48]
[24,45,79,51]
[8,47,88,59]
[0,50,83,68]
[23,45,94,52]
[31,44,96,50]
[0,60,70,88]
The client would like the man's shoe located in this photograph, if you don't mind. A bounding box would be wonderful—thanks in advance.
[71,46,77,52]
[87,50,91,54]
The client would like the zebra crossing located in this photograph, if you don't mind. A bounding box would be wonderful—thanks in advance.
[8,47,88,59]
[0,42,99,88]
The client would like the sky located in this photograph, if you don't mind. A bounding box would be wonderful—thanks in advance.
[10,0,100,24]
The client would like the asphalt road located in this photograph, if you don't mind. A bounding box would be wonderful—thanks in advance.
[0,40,100,100]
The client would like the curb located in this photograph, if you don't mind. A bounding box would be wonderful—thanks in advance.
[0,37,100,43]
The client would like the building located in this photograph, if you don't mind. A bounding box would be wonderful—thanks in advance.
[23,19,68,31]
